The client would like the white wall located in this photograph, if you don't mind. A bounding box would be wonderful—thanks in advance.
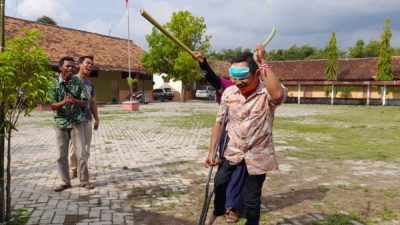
[153,73,182,92]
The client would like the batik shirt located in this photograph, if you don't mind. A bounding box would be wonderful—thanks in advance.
[50,75,89,129]
[216,79,287,175]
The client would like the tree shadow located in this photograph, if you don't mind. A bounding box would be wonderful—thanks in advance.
[275,212,327,225]
[262,188,329,212]
[131,208,197,225]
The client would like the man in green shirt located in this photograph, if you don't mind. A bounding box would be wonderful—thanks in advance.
[50,56,94,191]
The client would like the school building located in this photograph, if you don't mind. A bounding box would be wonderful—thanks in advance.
[5,16,152,103]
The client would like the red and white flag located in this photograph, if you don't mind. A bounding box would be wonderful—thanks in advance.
[125,0,129,10]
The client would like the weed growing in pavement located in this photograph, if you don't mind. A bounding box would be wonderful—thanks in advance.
[383,189,398,198]
[160,189,186,198]
[381,204,400,221]
[9,208,31,225]
[337,184,369,193]
[130,186,147,197]
[197,144,209,152]
[95,164,113,171]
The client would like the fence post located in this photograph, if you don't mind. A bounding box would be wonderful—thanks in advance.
[366,83,370,106]
[297,84,301,104]
[382,85,387,106]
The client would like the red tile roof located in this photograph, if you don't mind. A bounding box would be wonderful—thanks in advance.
[210,57,400,81]
[5,16,146,72]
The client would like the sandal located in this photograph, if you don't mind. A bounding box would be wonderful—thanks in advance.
[81,182,95,190]
[53,184,71,192]
[226,209,239,223]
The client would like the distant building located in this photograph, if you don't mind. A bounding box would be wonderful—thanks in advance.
[5,16,152,103]
[210,57,400,105]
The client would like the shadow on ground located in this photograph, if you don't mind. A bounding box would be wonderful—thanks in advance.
[262,188,329,211]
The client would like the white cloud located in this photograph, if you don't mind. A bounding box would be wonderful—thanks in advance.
[16,0,70,23]
[80,19,112,36]
[6,0,400,51]
[111,1,183,50]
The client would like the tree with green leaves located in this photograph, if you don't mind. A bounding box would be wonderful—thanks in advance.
[376,18,393,105]
[364,40,381,57]
[140,10,211,102]
[0,29,54,221]
[349,39,365,58]
[207,47,251,61]
[376,18,393,81]
[325,32,338,81]
[324,32,338,98]
[36,15,57,26]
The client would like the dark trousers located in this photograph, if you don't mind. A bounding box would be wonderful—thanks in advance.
[213,159,266,225]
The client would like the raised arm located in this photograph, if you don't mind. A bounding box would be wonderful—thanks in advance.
[253,44,285,103]
[193,51,222,90]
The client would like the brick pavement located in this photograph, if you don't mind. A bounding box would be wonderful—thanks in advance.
[10,101,216,225]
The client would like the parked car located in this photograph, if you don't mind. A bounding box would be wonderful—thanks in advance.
[195,86,216,100]
[153,88,174,102]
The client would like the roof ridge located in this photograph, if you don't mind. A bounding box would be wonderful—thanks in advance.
[6,16,140,46]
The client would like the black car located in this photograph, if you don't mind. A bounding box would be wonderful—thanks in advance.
[153,88,174,102]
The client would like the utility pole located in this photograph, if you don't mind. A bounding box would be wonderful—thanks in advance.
[0,0,6,222]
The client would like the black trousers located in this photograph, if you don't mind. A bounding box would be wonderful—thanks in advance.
[213,159,266,225]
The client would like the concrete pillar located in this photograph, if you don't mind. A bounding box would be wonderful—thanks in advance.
[297,84,301,104]
[366,83,370,106]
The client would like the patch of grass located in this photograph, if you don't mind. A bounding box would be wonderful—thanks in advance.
[197,144,209,152]
[316,185,330,192]
[142,108,162,113]
[276,105,400,162]
[162,112,216,129]
[9,208,31,225]
[130,186,147,197]
[337,184,369,192]
[383,189,398,198]
[314,213,366,225]
[313,202,324,211]
[381,204,400,221]
[159,189,186,198]
[96,164,113,171]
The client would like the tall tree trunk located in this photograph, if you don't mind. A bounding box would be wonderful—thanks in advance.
[0,0,6,220]
[5,131,10,221]
[0,103,5,222]
[181,84,186,103]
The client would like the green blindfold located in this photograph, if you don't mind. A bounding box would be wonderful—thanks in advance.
[228,66,250,79]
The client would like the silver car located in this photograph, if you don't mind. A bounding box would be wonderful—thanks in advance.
[195,86,216,100]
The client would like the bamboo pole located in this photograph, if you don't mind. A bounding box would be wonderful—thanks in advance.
[140,9,197,59]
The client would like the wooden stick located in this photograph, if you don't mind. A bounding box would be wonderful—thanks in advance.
[140,9,197,59]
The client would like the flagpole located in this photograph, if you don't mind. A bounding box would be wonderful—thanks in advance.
[127,0,131,80]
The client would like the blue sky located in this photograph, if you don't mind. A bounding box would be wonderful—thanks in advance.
[5,0,400,52]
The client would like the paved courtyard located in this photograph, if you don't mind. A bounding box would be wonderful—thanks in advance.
[11,101,217,225]
[9,101,400,225]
